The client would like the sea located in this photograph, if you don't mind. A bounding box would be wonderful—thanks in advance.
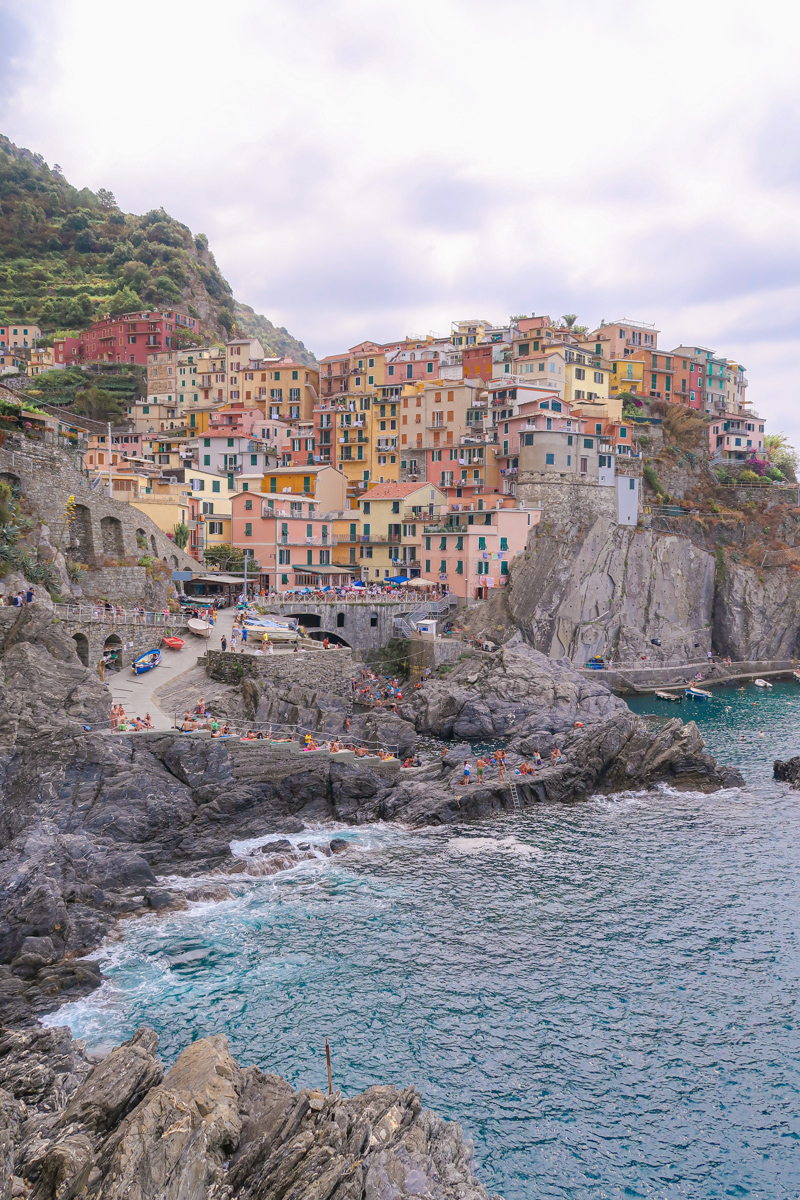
[46,682,800,1199]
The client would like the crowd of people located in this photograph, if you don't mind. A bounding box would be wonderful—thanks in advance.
[452,744,563,784]
[3,587,36,606]
[110,704,153,732]
[351,667,406,709]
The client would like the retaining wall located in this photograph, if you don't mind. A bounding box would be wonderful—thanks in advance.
[0,435,195,572]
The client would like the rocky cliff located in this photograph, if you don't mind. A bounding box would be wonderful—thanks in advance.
[0,1026,493,1200]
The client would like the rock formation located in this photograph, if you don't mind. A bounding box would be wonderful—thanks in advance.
[0,1027,494,1200]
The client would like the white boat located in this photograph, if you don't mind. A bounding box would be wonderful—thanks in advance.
[754,678,773,688]
[685,686,713,701]
[187,618,211,638]
[244,621,300,643]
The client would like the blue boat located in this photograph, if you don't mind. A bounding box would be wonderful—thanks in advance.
[132,648,161,674]
[685,685,713,702]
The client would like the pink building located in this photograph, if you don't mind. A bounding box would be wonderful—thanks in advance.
[707,412,766,463]
[54,308,197,367]
[418,502,538,600]
[231,491,352,592]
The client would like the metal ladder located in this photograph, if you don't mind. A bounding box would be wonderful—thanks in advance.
[508,777,521,812]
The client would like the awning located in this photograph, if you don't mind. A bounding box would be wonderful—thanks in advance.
[294,565,358,576]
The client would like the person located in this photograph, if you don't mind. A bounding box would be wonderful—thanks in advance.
[98,658,105,683]
[476,756,485,783]
[534,750,542,769]
[242,626,248,644]
[552,746,562,765]
[9,592,21,607]
[25,586,34,604]
[323,636,329,649]
[143,713,153,728]
[195,697,205,715]
[461,760,471,785]
[497,751,507,782]
[163,606,169,621]
[221,635,227,652]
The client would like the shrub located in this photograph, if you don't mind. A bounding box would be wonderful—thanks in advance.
[738,469,760,484]
[642,463,660,493]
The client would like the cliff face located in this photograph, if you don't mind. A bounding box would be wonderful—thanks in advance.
[504,517,716,664]
[713,561,800,660]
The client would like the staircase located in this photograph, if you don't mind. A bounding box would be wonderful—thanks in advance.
[392,592,458,639]
[508,777,521,812]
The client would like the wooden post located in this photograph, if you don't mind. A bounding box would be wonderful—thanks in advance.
[325,1037,333,1096]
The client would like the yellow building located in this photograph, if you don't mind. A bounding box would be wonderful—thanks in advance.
[260,464,348,513]
[609,357,645,399]
[27,347,55,376]
[184,468,239,514]
[351,481,447,581]
[130,492,191,537]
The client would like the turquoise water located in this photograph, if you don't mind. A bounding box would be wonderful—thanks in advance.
[48,682,800,1199]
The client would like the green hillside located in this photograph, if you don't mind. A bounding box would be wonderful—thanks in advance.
[0,134,316,363]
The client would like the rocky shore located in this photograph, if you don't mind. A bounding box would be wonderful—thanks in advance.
[0,1024,495,1200]
[0,607,742,1198]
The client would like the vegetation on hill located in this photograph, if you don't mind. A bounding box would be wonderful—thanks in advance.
[25,365,144,411]
[0,134,315,362]
[234,301,316,366]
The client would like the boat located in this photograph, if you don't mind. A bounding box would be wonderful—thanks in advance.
[162,635,185,651]
[187,618,211,638]
[244,618,300,643]
[793,671,800,683]
[685,686,713,701]
[132,649,161,674]
[655,690,682,702]
[754,678,773,688]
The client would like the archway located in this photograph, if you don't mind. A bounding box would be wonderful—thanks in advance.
[285,612,321,628]
[100,515,124,557]
[72,631,89,666]
[0,471,21,494]
[70,503,95,560]
[304,629,350,647]
[102,633,123,672]
[170,554,179,568]
[150,534,157,554]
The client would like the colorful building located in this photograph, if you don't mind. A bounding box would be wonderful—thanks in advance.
[55,308,197,367]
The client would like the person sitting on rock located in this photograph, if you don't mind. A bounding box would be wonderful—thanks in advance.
[551,746,562,766]
[181,712,195,731]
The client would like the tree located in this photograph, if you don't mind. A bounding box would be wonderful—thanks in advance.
[203,543,259,572]
[96,188,118,210]
[73,386,126,423]
[561,314,578,328]
[173,522,190,549]
[764,433,798,482]
[106,285,142,315]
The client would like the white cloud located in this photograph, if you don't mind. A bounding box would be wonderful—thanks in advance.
[3,0,800,436]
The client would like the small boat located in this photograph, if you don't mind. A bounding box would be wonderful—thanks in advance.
[685,686,713,702]
[187,618,211,638]
[754,678,773,688]
[162,635,185,651]
[132,649,161,674]
[655,690,682,702]
[793,671,800,684]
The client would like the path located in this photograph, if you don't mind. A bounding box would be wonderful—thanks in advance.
[108,607,238,730]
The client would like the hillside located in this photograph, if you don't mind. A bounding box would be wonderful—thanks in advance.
[0,134,315,362]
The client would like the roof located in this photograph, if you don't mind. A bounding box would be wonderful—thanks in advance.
[363,481,443,500]
[264,465,335,475]
[318,352,350,364]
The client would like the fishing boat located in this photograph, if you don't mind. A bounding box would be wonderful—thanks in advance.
[685,686,713,702]
[655,690,682,702]
[162,635,185,651]
[244,618,300,642]
[132,648,161,674]
[754,678,773,688]
[187,618,211,638]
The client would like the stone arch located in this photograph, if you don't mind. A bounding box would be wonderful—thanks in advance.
[285,612,321,628]
[170,554,179,568]
[100,515,124,557]
[102,633,123,672]
[72,631,89,666]
[305,629,350,647]
[150,534,157,554]
[0,471,21,494]
[136,527,147,549]
[70,503,95,559]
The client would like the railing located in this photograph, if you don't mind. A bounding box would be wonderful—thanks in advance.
[170,712,399,757]
[53,603,172,627]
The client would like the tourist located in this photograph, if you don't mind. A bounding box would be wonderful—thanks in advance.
[476,756,485,784]
[25,586,34,604]
[242,626,248,644]
[143,713,153,728]
[221,635,227,652]
[461,760,471,785]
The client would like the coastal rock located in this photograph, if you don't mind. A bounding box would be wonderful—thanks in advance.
[0,1030,497,1200]
[773,756,800,788]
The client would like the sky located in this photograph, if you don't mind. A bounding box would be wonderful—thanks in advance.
[1,0,800,437]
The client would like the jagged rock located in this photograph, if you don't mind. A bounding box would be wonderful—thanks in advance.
[61,1028,163,1135]
[774,756,800,788]
[96,1034,242,1200]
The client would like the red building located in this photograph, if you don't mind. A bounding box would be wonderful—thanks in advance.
[462,343,493,382]
[54,308,198,368]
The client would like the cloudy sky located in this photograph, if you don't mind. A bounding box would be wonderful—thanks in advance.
[2,0,800,436]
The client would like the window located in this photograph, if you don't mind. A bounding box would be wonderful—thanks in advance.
[545,453,555,465]
[251,454,258,465]
[212,480,220,493]
[456,560,463,574]
[583,438,594,449]
[227,474,234,490]
[629,478,635,490]
[245,523,252,536]
[425,559,431,573]
[204,438,211,447]
[580,457,588,473]
[303,477,311,492]
[278,549,290,564]
[363,501,371,514]
[227,438,234,447]
[270,478,277,493]
[575,367,585,380]
[392,501,400,513]
[203,454,210,466]
[594,371,603,384]
[245,498,252,510]
[440,559,446,573]
[427,362,434,373]
[370,613,378,626]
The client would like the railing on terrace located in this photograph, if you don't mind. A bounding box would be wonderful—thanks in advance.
[170,712,399,757]
[52,603,171,626]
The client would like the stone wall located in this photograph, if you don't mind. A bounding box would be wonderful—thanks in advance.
[516,475,616,530]
[80,567,149,604]
[260,600,415,653]
[205,646,353,693]
[55,614,188,672]
[0,436,195,573]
